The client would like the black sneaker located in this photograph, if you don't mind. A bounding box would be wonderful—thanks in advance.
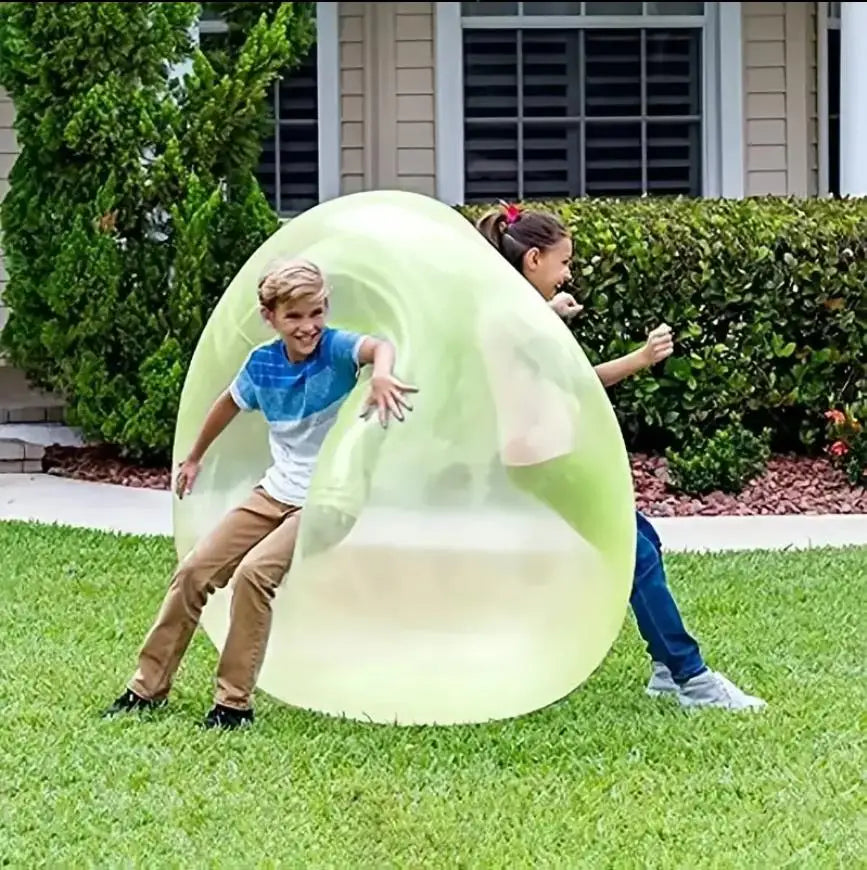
[102,689,165,718]
[201,703,255,730]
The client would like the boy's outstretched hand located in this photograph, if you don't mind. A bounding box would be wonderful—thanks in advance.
[175,457,202,499]
[362,374,418,428]
[641,323,674,367]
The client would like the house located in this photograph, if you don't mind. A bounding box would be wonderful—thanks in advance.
[0,1,863,419]
[209,1,862,210]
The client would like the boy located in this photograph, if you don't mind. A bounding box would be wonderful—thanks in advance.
[103,259,416,729]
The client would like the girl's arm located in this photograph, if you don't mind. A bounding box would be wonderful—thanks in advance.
[594,350,651,388]
[548,296,674,388]
[478,316,576,467]
[594,324,675,388]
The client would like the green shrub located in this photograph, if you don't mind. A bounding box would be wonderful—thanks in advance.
[665,420,772,496]
[0,2,314,462]
[459,198,867,456]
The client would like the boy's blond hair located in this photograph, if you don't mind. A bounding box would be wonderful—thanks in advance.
[257,258,327,311]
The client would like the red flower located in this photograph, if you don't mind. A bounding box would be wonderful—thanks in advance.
[501,201,522,225]
[825,409,846,425]
[829,440,849,457]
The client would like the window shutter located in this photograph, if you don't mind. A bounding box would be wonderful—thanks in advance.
[645,29,702,194]
[259,44,319,215]
[463,30,520,201]
[827,27,840,196]
[522,30,582,198]
[462,22,703,200]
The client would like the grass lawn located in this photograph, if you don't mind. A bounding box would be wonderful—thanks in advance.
[1,521,864,868]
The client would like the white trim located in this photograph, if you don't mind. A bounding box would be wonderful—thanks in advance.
[316,2,340,202]
[715,2,744,198]
[433,1,730,203]
[817,2,830,196]
[198,18,228,35]
[462,15,706,29]
[171,26,199,82]
[702,3,719,197]
[839,1,867,196]
[435,2,465,204]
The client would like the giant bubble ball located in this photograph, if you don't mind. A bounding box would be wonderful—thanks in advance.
[172,189,636,726]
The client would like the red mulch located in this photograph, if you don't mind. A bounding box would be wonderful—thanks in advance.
[631,453,866,517]
[42,444,866,517]
[43,445,172,491]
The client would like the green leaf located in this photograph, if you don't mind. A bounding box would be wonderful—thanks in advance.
[665,357,693,381]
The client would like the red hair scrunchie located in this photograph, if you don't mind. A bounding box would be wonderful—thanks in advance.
[499,200,522,226]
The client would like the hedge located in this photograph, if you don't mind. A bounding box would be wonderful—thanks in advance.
[459,197,867,455]
[4,127,866,460]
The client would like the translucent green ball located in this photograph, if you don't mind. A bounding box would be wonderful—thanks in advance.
[173,190,635,725]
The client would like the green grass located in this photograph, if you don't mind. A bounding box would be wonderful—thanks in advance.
[0,521,864,869]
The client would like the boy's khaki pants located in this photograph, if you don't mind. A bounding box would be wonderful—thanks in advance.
[129,487,300,710]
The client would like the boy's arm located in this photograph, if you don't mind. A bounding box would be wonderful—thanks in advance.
[357,336,417,427]
[358,336,396,382]
[184,390,241,463]
[176,391,240,497]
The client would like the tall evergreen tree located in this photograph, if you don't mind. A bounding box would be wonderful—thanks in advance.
[0,2,314,460]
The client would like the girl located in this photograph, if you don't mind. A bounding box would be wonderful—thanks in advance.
[477,205,765,712]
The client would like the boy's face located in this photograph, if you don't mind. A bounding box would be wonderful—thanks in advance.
[264,295,328,361]
[522,235,573,300]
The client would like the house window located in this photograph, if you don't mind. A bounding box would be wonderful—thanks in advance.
[827,2,840,196]
[199,9,319,216]
[460,1,706,202]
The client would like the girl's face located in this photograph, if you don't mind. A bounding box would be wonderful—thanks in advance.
[520,235,573,300]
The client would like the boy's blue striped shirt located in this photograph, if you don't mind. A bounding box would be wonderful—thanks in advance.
[229,328,364,505]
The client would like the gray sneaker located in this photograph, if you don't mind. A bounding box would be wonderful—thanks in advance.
[677,670,767,711]
[645,661,678,697]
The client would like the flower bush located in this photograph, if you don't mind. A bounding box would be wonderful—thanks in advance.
[824,403,867,485]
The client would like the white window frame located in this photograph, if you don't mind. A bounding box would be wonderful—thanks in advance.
[197,2,340,210]
[435,1,744,203]
[817,2,840,196]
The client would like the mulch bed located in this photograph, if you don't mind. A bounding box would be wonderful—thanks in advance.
[43,445,172,491]
[631,453,866,517]
[42,444,866,518]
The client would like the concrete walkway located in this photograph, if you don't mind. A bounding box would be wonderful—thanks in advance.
[1,472,866,552]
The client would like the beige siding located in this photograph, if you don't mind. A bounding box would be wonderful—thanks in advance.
[339,2,435,196]
[784,1,811,196]
[743,2,816,196]
[394,4,435,196]
[340,4,365,194]
[0,88,16,337]
[744,3,788,195]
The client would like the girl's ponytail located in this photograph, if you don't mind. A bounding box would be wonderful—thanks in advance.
[475,202,568,274]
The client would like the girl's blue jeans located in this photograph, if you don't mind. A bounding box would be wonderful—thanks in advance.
[632,511,706,683]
